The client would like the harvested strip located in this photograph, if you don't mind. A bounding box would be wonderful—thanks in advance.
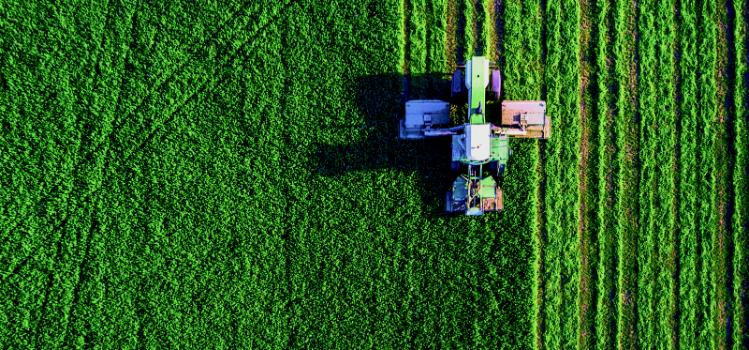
[732,1,748,349]
[576,0,595,348]
[677,0,701,348]
[502,0,544,347]
[592,0,617,349]
[543,0,581,348]
[613,0,639,347]
[696,0,719,348]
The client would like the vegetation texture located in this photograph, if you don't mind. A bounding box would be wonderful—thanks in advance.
[1,0,747,348]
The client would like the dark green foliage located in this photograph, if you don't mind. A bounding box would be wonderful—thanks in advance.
[0,0,531,348]
[3,0,749,349]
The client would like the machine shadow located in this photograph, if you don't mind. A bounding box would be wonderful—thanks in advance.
[314,73,458,216]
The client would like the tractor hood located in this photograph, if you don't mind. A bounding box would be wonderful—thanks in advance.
[465,124,491,161]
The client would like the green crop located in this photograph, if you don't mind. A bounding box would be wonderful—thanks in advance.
[2,0,748,349]
[542,0,581,348]
[592,0,615,349]
[733,1,748,349]
[677,0,701,348]
[636,0,678,348]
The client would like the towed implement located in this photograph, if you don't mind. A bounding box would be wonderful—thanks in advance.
[399,56,551,215]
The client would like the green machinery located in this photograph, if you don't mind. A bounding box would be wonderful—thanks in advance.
[399,56,551,215]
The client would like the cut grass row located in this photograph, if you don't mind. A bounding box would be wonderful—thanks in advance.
[676,0,701,348]
[576,0,594,348]
[696,0,720,348]
[592,0,616,349]
[635,0,678,348]
[543,0,581,348]
[732,1,748,349]
[612,0,638,347]
[502,0,544,348]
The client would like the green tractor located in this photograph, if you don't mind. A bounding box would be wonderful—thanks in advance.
[399,56,551,215]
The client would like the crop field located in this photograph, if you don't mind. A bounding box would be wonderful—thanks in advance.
[1,0,748,348]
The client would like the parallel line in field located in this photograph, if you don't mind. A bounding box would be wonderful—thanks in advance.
[731,1,748,348]
[52,4,125,341]
[486,0,498,62]
[577,0,594,347]
[669,0,682,346]
[60,210,97,346]
[2,1,296,284]
[593,0,617,348]
[543,0,581,347]
[110,3,140,160]
[0,0,252,242]
[635,0,678,347]
[536,1,547,348]
[614,0,639,348]
[475,0,484,56]
[446,0,457,68]
[696,0,719,347]
[676,0,701,348]
[715,1,734,348]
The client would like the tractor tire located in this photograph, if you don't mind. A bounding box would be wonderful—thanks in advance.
[498,164,506,176]
[451,161,461,172]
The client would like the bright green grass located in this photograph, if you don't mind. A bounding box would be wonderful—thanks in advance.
[0,0,531,348]
[3,1,748,349]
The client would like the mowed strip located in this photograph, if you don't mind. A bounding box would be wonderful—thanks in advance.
[543,0,581,348]
[732,0,748,348]
[712,2,732,349]
[592,0,617,349]
[501,1,545,348]
[635,0,678,348]
[613,0,639,347]
[576,0,595,347]
[696,0,720,348]
[676,0,701,348]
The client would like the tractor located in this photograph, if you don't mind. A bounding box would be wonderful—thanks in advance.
[399,56,550,215]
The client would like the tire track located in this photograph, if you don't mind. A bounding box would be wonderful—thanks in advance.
[2,0,297,284]
[1,0,252,242]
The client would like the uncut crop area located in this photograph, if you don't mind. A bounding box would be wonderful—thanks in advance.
[1,0,748,348]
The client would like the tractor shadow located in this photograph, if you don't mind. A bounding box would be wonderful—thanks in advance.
[314,73,458,215]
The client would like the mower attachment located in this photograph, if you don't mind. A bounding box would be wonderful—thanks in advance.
[399,100,451,139]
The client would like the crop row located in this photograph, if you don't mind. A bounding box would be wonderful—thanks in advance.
[611,0,638,347]
[675,0,701,348]
[732,1,747,349]
[591,0,616,349]
[697,0,720,348]
[636,0,679,348]
[542,0,581,348]
[501,0,545,348]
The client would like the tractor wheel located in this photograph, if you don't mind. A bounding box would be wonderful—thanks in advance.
[451,161,460,172]
[489,69,501,100]
[498,164,506,176]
